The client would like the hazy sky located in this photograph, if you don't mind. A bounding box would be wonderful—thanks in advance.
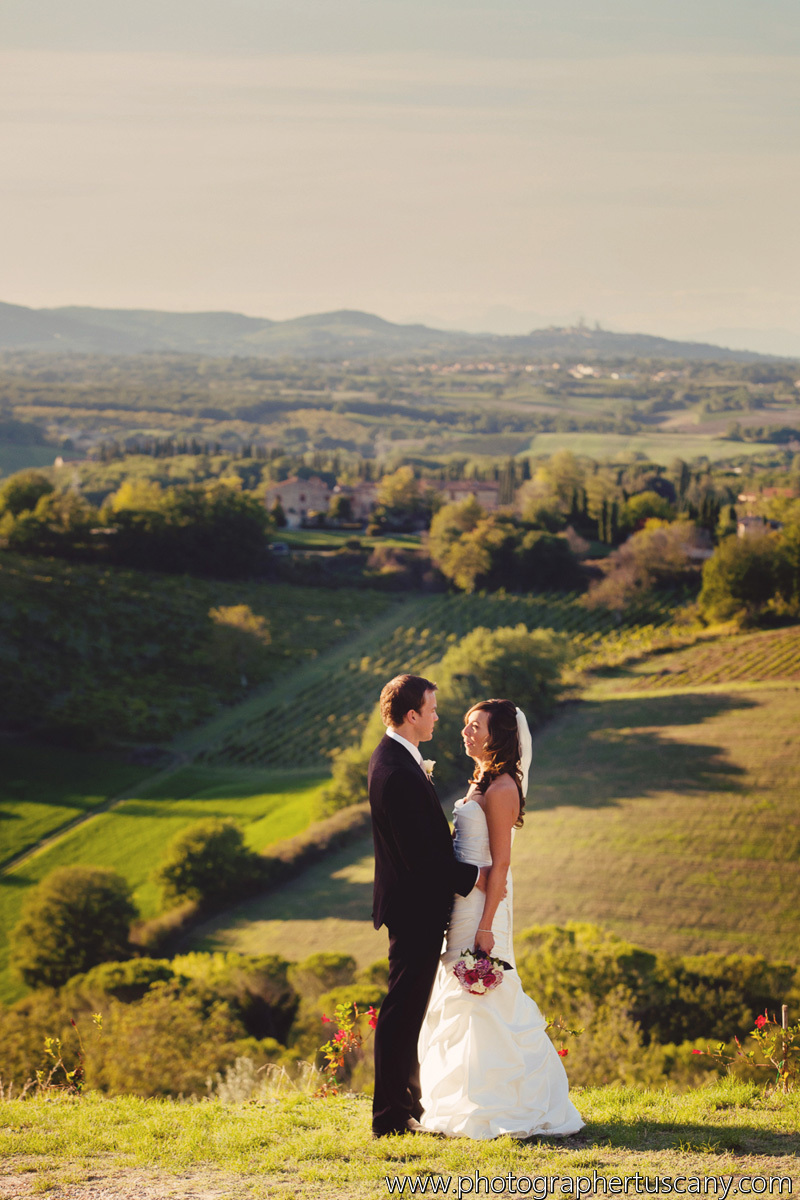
[2,1,799,351]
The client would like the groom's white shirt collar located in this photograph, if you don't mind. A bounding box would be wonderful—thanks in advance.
[386,727,424,768]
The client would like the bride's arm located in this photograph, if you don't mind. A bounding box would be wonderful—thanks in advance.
[475,775,518,955]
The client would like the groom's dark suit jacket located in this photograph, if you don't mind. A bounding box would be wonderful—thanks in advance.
[369,734,478,933]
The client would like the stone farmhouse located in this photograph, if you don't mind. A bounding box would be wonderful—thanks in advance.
[436,479,502,511]
[264,476,331,528]
[330,481,380,523]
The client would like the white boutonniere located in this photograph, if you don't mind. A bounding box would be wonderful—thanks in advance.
[422,759,435,780]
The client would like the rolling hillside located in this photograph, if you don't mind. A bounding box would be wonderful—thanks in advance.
[0,301,772,361]
[4,594,800,1007]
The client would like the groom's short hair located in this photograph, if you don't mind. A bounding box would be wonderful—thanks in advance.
[380,674,437,728]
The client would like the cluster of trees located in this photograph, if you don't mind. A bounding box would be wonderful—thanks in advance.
[0,470,272,578]
[516,450,728,547]
[428,496,585,593]
[583,495,800,622]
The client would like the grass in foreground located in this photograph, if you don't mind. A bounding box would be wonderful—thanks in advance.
[0,1080,798,1199]
[0,768,327,1005]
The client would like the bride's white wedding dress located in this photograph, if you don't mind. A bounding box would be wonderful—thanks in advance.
[418,795,584,1140]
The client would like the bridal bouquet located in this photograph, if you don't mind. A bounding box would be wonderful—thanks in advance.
[453,948,512,995]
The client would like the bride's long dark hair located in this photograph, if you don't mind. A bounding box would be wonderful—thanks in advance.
[467,698,525,827]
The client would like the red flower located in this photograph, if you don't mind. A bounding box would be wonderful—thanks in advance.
[334,1030,347,1043]
[367,1006,378,1030]
[755,1014,768,1030]
[691,1049,703,1055]
[557,1048,568,1058]
[321,1015,332,1024]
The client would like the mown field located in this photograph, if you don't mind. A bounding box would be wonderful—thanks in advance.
[0,768,327,1004]
[526,431,772,463]
[185,629,800,969]
[0,747,147,867]
[1,1081,799,1200]
[0,443,57,477]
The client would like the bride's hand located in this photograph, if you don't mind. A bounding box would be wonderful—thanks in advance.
[475,928,494,955]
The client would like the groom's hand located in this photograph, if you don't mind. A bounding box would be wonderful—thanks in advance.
[474,866,490,893]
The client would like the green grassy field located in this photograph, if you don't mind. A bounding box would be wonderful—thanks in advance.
[0,747,147,867]
[526,432,771,463]
[0,442,58,477]
[280,529,422,549]
[0,767,327,1004]
[1,1081,798,1199]
[188,676,800,969]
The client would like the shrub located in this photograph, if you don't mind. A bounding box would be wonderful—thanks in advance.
[154,817,261,910]
[0,989,80,1087]
[10,867,137,990]
[172,951,298,1043]
[84,981,242,1097]
[288,952,357,1001]
[62,957,177,1006]
[0,470,55,517]
[700,531,783,621]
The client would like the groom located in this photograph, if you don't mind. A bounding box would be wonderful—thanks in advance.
[368,673,486,1137]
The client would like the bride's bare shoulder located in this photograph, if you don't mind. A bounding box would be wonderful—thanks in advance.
[483,773,519,814]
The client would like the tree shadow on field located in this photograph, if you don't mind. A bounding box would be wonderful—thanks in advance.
[534,691,755,812]
[195,837,377,931]
[0,872,31,889]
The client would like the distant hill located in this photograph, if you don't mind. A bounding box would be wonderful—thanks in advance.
[0,300,778,362]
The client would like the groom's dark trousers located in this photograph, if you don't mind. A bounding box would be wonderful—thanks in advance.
[369,734,478,1136]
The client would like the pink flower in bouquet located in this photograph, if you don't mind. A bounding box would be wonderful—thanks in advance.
[464,969,481,986]
[482,972,498,988]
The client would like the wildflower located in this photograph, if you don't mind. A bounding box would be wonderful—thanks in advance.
[755,1014,768,1030]
[691,1049,703,1055]
[321,1014,331,1024]
[557,1048,568,1058]
[367,1006,378,1030]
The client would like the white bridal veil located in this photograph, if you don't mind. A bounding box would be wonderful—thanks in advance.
[515,706,532,797]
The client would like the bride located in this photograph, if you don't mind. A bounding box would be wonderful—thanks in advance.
[418,698,584,1139]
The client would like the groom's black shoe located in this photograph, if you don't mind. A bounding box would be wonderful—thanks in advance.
[372,1118,423,1138]
[372,1118,442,1139]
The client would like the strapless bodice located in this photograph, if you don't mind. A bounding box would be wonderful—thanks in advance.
[452,796,515,868]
